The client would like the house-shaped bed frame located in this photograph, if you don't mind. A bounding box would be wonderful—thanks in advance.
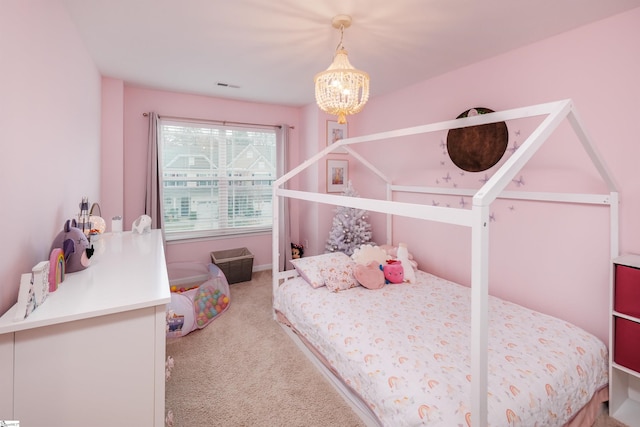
[272,99,618,427]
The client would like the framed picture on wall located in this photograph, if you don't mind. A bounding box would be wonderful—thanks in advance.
[327,159,349,193]
[326,120,348,153]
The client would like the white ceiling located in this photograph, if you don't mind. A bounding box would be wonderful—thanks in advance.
[61,0,639,107]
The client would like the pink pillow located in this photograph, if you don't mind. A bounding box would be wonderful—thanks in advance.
[354,261,385,290]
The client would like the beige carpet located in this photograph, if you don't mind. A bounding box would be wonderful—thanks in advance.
[166,270,627,427]
[165,270,365,427]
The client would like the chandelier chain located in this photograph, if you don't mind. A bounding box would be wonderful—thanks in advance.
[335,24,345,51]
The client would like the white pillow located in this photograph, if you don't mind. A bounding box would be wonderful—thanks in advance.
[290,252,355,289]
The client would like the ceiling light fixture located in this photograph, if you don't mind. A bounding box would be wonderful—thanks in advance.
[314,15,370,124]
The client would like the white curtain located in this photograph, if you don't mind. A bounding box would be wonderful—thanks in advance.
[276,125,291,271]
[145,112,163,230]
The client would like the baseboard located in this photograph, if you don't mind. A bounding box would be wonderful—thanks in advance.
[253,264,272,272]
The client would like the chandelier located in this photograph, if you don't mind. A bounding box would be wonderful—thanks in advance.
[314,15,370,124]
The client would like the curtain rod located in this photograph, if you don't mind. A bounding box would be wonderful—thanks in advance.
[142,112,293,130]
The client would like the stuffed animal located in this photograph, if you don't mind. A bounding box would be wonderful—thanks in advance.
[379,244,418,270]
[354,261,385,290]
[132,214,152,234]
[351,244,388,266]
[291,243,304,259]
[382,260,404,284]
[397,243,416,283]
[50,219,93,273]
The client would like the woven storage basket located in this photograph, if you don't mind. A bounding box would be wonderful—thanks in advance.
[211,247,253,284]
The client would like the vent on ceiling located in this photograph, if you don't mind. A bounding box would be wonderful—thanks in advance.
[217,82,240,89]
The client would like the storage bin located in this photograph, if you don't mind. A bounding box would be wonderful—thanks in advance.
[167,261,211,290]
[615,264,640,318]
[211,247,254,284]
[615,317,640,372]
[166,262,230,338]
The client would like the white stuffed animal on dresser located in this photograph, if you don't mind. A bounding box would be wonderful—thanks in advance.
[132,215,152,234]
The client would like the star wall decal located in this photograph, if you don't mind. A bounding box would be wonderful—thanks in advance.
[508,141,520,154]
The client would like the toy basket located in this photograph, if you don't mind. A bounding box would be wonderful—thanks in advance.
[166,262,230,338]
[210,247,254,284]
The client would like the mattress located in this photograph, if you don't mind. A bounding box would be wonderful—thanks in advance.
[274,270,608,426]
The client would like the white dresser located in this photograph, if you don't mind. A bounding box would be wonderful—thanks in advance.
[0,230,171,426]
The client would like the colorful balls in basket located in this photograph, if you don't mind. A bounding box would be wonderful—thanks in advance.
[193,284,230,328]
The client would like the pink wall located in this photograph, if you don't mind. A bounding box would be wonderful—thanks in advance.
[313,7,640,342]
[100,77,125,226]
[2,0,636,344]
[120,86,302,268]
[0,0,102,315]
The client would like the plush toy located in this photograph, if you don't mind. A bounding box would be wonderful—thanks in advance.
[291,243,304,259]
[379,244,418,270]
[351,244,388,266]
[50,219,93,273]
[397,243,416,283]
[132,214,152,234]
[354,261,385,290]
[382,260,404,284]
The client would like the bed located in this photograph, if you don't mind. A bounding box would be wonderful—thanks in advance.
[271,99,618,427]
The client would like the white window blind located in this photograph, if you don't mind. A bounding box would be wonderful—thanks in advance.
[158,118,277,241]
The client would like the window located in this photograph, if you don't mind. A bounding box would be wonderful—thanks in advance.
[158,119,277,240]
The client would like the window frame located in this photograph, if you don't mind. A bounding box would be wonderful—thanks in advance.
[157,118,279,242]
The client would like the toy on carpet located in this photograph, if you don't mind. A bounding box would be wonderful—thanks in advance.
[166,263,231,338]
[194,286,230,327]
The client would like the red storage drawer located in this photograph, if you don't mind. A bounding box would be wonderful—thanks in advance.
[615,264,640,317]
[615,317,640,372]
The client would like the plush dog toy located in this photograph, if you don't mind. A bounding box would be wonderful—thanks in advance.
[51,219,93,273]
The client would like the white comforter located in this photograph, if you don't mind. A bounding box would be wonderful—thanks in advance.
[274,270,608,426]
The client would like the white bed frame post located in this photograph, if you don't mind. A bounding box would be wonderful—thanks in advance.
[471,204,490,427]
